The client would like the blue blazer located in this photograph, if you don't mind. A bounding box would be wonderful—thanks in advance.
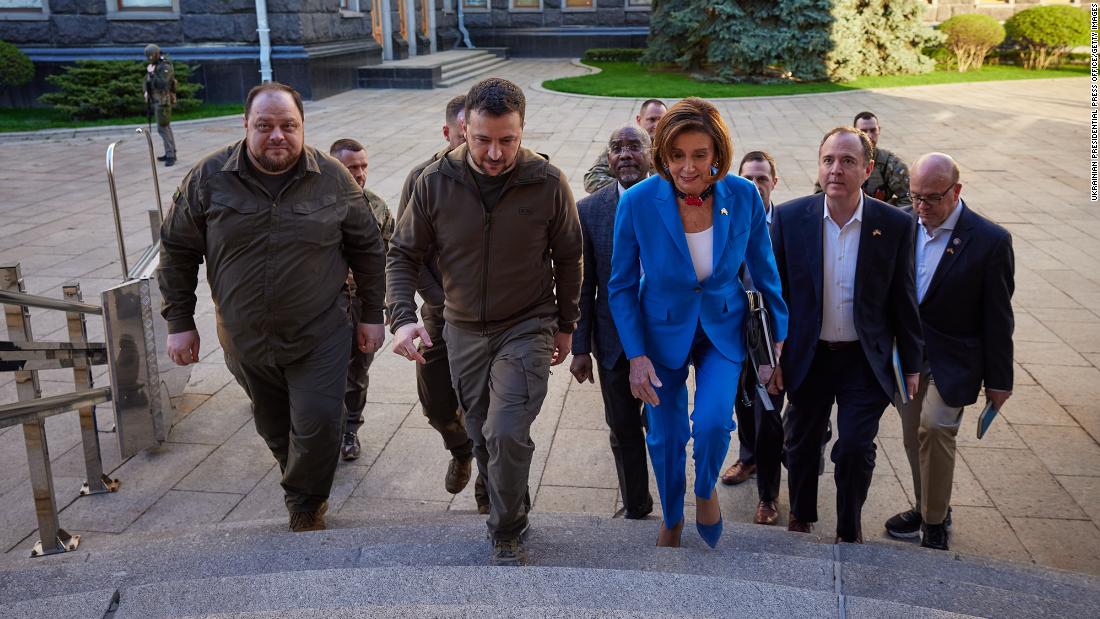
[608,174,788,370]
[906,201,1014,407]
[771,193,923,400]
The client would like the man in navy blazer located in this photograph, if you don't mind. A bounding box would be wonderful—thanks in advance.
[570,125,655,519]
[770,127,923,543]
[884,153,1014,551]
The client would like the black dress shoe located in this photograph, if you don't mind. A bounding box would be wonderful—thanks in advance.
[921,522,949,550]
[164,158,176,167]
[156,155,168,161]
[885,508,922,539]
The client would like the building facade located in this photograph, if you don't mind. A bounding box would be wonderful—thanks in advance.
[0,0,1084,106]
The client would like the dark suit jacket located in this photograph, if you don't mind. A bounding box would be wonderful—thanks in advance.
[573,183,625,370]
[771,193,923,400]
[908,201,1014,407]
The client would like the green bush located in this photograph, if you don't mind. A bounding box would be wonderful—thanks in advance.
[941,14,1005,72]
[0,41,34,89]
[645,0,940,83]
[583,48,645,62]
[1005,5,1090,70]
[39,60,202,121]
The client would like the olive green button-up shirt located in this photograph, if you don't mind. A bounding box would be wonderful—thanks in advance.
[157,139,386,365]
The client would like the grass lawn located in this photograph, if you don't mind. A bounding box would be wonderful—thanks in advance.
[0,102,244,133]
[543,61,1091,98]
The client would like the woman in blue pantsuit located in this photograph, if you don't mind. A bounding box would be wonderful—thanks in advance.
[608,98,787,548]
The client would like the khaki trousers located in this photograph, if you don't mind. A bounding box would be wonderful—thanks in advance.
[898,372,963,525]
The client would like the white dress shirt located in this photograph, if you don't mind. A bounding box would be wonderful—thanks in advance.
[821,195,863,342]
[916,199,963,303]
[686,226,714,282]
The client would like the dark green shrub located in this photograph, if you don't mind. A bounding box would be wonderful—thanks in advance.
[39,60,202,121]
[0,40,34,89]
[941,14,1005,72]
[582,48,645,62]
[645,0,940,83]
[1005,5,1089,70]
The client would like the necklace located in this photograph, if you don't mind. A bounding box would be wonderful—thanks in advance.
[674,184,714,207]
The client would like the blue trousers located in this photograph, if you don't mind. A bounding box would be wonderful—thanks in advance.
[647,327,741,528]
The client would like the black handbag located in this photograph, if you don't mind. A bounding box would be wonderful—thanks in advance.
[744,290,778,411]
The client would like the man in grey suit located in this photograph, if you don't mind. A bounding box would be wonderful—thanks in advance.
[570,125,655,519]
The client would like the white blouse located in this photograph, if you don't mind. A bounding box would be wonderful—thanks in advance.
[685,226,714,282]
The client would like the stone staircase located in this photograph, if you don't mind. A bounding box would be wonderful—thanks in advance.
[1,512,1097,618]
[357,49,509,90]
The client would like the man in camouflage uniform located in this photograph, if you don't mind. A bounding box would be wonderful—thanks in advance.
[143,44,177,166]
[330,138,395,461]
[583,98,666,194]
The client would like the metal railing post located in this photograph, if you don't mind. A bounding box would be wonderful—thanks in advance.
[105,141,129,281]
[63,284,119,497]
[135,127,164,220]
[1,265,79,557]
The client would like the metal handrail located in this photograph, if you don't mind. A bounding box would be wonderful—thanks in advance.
[0,387,112,430]
[135,127,164,219]
[0,289,103,315]
[105,140,129,280]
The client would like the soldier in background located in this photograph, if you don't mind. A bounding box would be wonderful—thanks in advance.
[813,111,911,207]
[143,44,177,166]
[330,138,396,461]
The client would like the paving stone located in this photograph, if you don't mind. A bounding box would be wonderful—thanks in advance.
[1025,364,1100,408]
[1015,425,1100,477]
[1066,405,1100,445]
[1008,517,1100,575]
[961,447,1087,520]
[0,474,85,555]
[184,362,238,396]
[539,428,619,489]
[1056,475,1100,524]
[167,384,253,446]
[998,385,1078,427]
[127,490,243,534]
[58,442,214,533]
[558,389,611,431]
[355,402,415,469]
[1014,339,1091,366]
[534,485,617,515]
[175,423,277,495]
[355,427,456,502]
[878,437,992,509]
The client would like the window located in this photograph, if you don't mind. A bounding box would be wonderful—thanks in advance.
[116,0,172,8]
[462,0,489,11]
[0,0,48,20]
[107,0,178,19]
[625,0,650,8]
[563,0,594,10]
[511,0,541,9]
[341,0,361,11]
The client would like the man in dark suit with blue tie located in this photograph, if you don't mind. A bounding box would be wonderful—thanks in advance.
[770,127,923,543]
[884,153,1014,551]
[570,125,655,519]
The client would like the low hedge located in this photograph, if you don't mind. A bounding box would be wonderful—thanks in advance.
[582,48,645,63]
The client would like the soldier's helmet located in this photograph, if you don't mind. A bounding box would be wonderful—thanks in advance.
[144,44,160,62]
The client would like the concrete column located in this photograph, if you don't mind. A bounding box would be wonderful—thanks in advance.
[406,0,418,56]
[380,0,395,61]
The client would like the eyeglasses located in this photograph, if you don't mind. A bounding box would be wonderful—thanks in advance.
[910,184,957,206]
[609,143,645,155]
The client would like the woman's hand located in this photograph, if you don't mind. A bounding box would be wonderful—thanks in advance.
[629,355,663,406]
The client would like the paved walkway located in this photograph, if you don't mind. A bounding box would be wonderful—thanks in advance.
[1,60,1098,575]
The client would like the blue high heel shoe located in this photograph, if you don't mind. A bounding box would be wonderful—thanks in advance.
[697,517,723,548]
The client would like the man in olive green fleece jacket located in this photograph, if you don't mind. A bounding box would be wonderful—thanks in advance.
[387,78,582,566]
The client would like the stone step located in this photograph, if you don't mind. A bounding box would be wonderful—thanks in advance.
[437,50,497,75]
[438,57,511,88]
[1,513,1096,618]
[357,48,508,89]
[101,566,979,619]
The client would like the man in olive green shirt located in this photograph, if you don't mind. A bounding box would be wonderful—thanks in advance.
[330,138,395,461]
[158,83,386,533]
